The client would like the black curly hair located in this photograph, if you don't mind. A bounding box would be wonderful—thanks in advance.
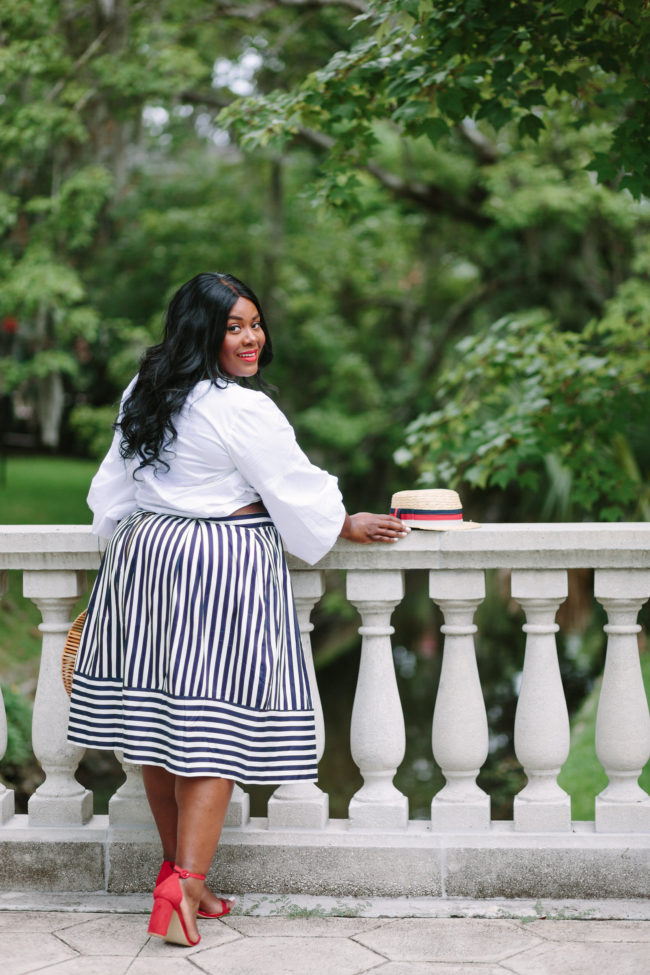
[117,272,273,472]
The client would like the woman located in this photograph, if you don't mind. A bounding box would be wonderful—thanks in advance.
[67,272,408,947]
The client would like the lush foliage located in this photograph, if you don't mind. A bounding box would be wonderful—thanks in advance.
[221,0,650,201]
[396,296,650,521]
[1,0,648,522]
[1,686,32,768]
[558,652,650,819]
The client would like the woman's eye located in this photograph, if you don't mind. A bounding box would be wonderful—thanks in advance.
[227,324,240,332]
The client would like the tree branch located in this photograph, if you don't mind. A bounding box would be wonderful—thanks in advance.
[298,126,494,227]
[181,90,231,110]
[180,94,493,228]
[45,25,113,102]
[458,120,500,166]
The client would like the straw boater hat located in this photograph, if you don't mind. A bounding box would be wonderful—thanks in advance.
[390,489,481,530]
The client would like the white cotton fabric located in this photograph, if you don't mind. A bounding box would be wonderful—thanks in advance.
[87,379,346,565]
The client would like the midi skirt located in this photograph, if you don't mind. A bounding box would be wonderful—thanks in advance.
[67,510,318,783]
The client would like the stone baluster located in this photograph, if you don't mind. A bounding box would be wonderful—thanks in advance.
[346,569,407,829]
[594,569,650,832]
[269,570,328,828]
[224,784,250,827]
[429,569,489,830]
[0,570,15,823]
[23,569,93,825]
[109,751,154,826]
[511,569,571,831]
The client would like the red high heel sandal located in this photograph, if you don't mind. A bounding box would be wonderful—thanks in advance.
[197,898,234,919]
[156,860,234,919]
[148,865,204,947]
[155,859,175,887]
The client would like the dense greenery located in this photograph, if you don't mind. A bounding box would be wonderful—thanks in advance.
[558,652,650,820]
[396,303,650,521]
[223,0,650,200]
[0,0,648,516]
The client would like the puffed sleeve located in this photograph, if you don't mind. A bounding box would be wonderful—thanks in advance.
[221,391,346,564]
[87,379,139,537]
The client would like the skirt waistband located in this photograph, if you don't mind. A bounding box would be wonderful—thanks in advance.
[134,509,273,528]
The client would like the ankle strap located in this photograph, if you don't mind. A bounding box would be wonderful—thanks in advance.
[174,865,206,881]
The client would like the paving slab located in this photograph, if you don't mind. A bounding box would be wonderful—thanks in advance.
[1,904,650,975]
[53,913,152,956]
[128,958,211,975]
[353,918,543,963]
[3,932,78,975]
[190,934,385,975]
[529,918,650,942]
[224,915,388,937]
[370,966,506,975]
[502,940,650,975]
[0,911,100,931]
[138,922,241,955]
[21,960,132,975]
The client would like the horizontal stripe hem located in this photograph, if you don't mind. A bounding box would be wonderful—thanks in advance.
[66,736,318,783]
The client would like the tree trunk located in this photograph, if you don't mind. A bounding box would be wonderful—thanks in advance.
[35,372,65,449]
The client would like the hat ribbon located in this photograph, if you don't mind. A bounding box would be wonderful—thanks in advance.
[390,507,463,522]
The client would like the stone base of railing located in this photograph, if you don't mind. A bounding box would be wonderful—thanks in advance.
[1,817,648,899]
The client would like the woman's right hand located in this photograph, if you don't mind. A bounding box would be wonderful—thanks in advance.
[339,512,410,545]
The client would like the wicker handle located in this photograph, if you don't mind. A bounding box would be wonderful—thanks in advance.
[61,609,87,697]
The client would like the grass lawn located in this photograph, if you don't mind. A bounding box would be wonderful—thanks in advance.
[1,455,97,683]
[0,454,97,524]
[558,650,650,820]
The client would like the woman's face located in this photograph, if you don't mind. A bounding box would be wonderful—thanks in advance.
[218,296,266,377]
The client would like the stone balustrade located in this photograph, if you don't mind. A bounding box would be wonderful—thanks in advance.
[0,523,649,899]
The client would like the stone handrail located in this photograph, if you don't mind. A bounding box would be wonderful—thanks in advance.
[0,523,649,898]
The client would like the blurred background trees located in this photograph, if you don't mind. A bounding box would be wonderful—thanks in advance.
[1,0,648,816]
[1,0,648,514]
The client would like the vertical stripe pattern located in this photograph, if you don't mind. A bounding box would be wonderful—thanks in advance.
[67,510,317,782]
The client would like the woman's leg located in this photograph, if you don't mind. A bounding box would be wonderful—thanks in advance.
[172,775,234,941]
[143,766,234,936]
[142,765,177,864]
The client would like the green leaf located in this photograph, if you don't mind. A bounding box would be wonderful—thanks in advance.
[518,113,545,141]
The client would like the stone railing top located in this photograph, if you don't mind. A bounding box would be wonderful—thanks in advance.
[1,522,649,571]
[0,524,104,570]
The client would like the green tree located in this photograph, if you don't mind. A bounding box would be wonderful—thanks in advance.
[395,298,650,521]
[0,0,201,444]
[221,0,650,201]
[0,0,364,447]
[3,0,648,522]
[215,0,650,519]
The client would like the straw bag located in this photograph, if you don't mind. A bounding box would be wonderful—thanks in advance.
[62,610,86,697]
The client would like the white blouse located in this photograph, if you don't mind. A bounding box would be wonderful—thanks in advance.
[87,379,346,565]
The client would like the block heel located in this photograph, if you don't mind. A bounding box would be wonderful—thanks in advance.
[147,865,205,947]
[147,895,174,937]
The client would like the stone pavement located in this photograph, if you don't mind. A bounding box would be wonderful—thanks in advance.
[1,895,649,975]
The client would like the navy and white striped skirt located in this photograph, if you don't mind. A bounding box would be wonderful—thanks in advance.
[67,510,318,783]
